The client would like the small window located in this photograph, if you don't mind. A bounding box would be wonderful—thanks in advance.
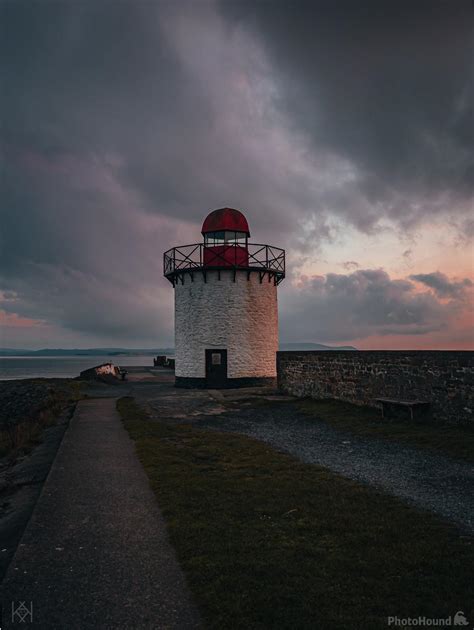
[223,231,247,243]
[205,232,226,246]
[211,353,222,365]
[205,231,248,246]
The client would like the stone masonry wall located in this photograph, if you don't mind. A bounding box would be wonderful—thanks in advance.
[175,270,278,379]
[277,351,474,424]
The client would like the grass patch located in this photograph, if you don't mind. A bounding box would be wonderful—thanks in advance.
[297,399,474,463]
[0,380,84,457]
[118,396,473,630]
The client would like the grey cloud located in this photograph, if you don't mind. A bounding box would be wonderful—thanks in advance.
[1,1,472,347]
[280,269,465,343]
[340,261,360,271]
[0,262,174,345]
[0,0,345,346]
[1,1,312,243]
[220,0,473,232]
[410,272,473,299]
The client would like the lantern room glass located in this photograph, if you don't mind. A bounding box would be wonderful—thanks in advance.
[204,231,248,247]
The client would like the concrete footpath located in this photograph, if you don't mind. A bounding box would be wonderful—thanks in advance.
[1,398,200,629]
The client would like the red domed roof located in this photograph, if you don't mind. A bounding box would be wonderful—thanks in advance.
[201,208,250,236]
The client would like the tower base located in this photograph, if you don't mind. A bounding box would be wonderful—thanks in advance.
[174,376,276,389]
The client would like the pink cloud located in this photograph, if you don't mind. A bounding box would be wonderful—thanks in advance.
[0,309,48,329]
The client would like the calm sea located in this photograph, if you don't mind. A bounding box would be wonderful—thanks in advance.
[0,355,158,381]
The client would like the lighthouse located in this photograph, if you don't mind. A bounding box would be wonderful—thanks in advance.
[163,208,285,388]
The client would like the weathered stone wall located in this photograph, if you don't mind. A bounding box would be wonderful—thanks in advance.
[277,351,474,424]
[175,270,278,379]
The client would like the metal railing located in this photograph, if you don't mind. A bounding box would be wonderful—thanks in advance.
[163,243,285,283]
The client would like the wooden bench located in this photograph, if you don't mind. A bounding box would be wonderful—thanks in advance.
[375,398,431,421]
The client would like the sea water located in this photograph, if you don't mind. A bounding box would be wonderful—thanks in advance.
[0,355,158,380]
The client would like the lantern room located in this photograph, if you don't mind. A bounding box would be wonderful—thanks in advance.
[202,208,249,267]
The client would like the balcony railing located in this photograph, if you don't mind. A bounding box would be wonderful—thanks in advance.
[163,243,285,285]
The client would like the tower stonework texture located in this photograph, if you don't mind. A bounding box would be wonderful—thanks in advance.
[164,208,285,388]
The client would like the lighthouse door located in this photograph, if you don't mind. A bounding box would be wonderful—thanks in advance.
[205,349,228,387]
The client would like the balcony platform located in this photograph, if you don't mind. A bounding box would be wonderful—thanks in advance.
[163,243,285,286]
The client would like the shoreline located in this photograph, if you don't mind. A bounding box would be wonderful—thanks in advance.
[0,377,84,581]
[0,355,164,382]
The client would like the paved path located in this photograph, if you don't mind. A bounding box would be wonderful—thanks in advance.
[1,398,200,629]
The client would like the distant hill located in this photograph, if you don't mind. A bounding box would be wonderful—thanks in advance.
[279,343,357,351]
[0,343,356,357]
[0,348,174,357]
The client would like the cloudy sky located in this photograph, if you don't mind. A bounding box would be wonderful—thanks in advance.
[1,0,472,350]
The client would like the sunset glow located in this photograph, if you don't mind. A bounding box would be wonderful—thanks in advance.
[1,1,472,350]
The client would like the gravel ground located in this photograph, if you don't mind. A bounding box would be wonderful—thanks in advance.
[193,402,474,534]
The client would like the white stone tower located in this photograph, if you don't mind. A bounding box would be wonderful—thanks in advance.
[164,208,285,387]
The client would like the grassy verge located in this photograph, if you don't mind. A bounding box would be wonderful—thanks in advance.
[0,380,84,457]
[297,399,474,463]
[118,396,473,630]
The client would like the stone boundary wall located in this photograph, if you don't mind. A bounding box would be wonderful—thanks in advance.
[277,351,474,425]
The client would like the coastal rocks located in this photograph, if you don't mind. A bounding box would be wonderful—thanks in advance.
[79,362,121,381]
[0,381,55,430]
[0,379,80,454]
[0,379,79,580]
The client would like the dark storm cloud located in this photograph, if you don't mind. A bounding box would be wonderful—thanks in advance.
[0,0,472,346]
[410,272,473,299]
[1,1,241,343]
[280,269,468,343]
[220,0,473,232]
[1,0,324,346]
[1,0,307,249]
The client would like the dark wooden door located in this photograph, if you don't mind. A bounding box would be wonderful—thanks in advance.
[205,349,228,388]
